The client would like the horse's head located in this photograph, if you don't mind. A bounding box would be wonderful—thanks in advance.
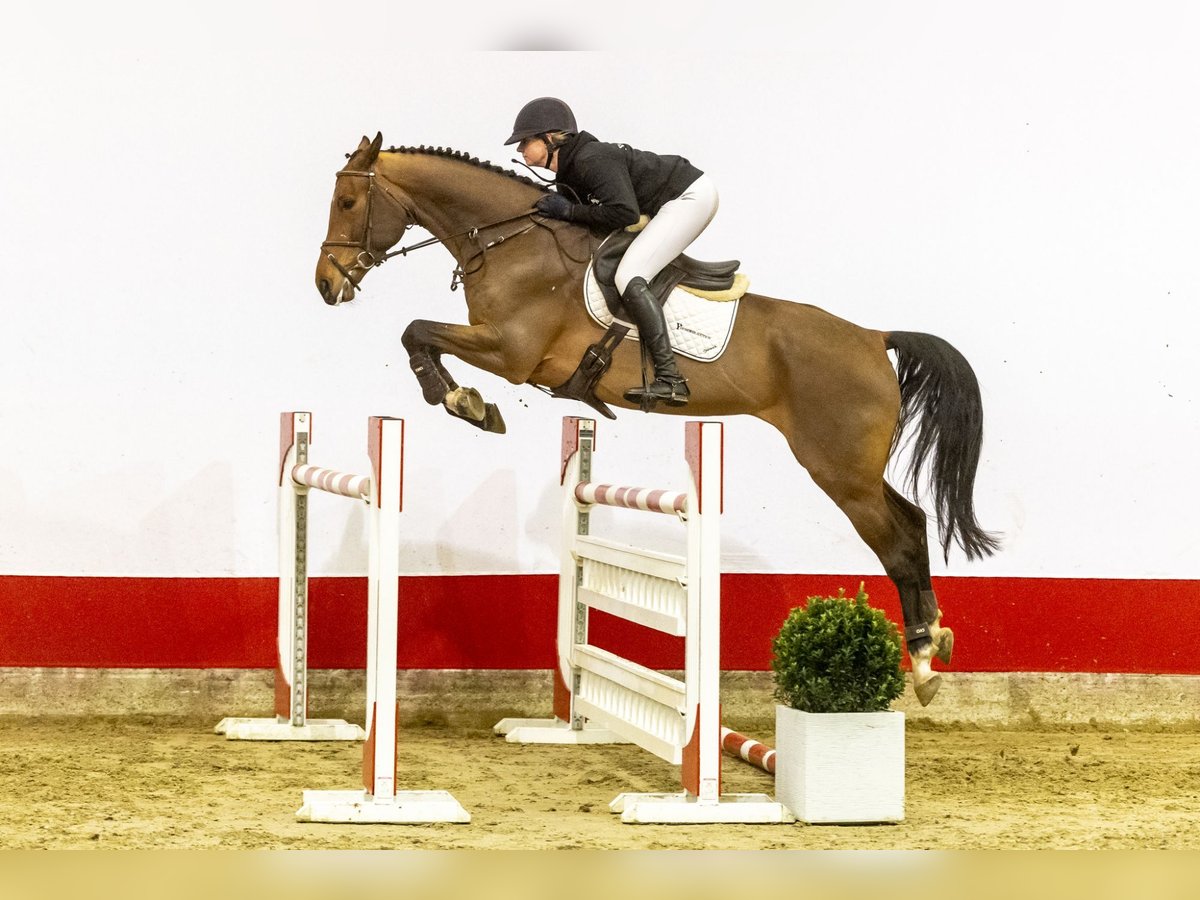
[315,132,414,306]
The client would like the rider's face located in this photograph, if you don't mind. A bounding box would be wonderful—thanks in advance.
[519,135,551,169]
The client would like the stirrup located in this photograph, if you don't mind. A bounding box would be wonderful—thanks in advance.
[623,376,690,408]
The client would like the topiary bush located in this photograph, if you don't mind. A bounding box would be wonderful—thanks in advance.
[771,584,905,713]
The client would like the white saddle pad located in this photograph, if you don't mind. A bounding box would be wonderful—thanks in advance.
[583,265,740,362]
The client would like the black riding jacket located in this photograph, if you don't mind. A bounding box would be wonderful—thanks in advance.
[553,131,703,233]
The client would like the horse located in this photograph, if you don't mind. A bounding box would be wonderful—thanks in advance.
[314,132,1000,706]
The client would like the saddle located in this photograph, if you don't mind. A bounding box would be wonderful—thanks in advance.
[549,228,742,419]
[590,229,742,318]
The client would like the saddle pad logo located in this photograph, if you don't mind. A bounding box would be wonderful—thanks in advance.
[583,265,740,363]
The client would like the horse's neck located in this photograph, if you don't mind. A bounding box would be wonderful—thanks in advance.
[378,153,539,258]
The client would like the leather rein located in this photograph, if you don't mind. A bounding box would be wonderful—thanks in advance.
[321,167,541,293]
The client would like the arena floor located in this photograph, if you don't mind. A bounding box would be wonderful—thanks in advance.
[2,716,1197,850]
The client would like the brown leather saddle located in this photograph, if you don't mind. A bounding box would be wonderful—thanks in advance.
[548,230,740,418]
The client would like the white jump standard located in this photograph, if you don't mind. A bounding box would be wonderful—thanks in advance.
[495,416,791,825]
[224,412,468,824]
[214,412,365,742]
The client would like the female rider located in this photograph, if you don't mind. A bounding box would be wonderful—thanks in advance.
[505,97,719,408]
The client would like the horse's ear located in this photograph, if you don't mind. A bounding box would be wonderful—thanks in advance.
[351,134,383,168]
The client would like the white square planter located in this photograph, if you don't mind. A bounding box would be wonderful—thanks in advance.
[774,705,904,824]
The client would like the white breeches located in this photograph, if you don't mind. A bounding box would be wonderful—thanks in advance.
[614,174,719,294]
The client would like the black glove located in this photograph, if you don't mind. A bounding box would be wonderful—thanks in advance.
[535,192,575,221]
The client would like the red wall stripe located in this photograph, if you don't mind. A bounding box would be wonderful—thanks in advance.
[0,574,1197,673]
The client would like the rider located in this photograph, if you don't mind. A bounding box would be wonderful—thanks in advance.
[504,97,718,408]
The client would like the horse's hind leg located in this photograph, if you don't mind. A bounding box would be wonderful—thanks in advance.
[811,470,952,706]
[884,484,954,667]
[765,318,955,704]
[878,487,950,676]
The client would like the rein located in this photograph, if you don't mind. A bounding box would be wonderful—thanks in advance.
[321,167,542,293]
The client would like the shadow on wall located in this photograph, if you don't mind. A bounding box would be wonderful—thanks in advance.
[433,467,522,573]
[0,461,239,574]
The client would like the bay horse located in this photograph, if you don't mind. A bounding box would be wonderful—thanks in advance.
[315,133,1000,706]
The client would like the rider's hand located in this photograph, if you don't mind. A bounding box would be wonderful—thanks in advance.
[535,192,575,221]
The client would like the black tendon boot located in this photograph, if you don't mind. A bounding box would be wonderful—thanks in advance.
[620,277,690,407]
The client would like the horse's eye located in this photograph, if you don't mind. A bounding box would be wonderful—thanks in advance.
[340,197,356,211]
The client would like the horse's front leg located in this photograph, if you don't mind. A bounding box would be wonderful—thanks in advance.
[401,319,508,434]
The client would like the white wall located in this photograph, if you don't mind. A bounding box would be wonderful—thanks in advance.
[2,2,1196,579]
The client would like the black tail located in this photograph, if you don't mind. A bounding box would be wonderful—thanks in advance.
[886,330,1001,562]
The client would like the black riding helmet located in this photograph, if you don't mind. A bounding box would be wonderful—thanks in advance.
[504,97,578,145]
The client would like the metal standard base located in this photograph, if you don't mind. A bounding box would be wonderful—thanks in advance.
[213,717,365,741]
[609,791,795,825]
[296,789,471,824]
[492,716,631,745]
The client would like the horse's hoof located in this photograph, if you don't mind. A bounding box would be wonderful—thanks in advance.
[458,403,507,434]
[934,627,954,665]
[913,673,942,707]
[445,387,486,422]
[910,642,942,706]
[482,403,506,434]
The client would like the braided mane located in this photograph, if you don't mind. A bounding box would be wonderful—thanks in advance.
[385,144,546,190]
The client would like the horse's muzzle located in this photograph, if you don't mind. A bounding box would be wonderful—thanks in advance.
[318,278,338,305]
[317,276,354,306]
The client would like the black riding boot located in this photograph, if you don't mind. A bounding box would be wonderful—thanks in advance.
[620,277,689,407]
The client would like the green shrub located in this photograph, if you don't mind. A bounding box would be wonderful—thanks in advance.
[771,584,905,713]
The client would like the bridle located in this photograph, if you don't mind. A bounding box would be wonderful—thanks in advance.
[320,168,423,292]
[321,165,545,294]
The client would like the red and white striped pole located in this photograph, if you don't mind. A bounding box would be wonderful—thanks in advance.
[721,727,777,775]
